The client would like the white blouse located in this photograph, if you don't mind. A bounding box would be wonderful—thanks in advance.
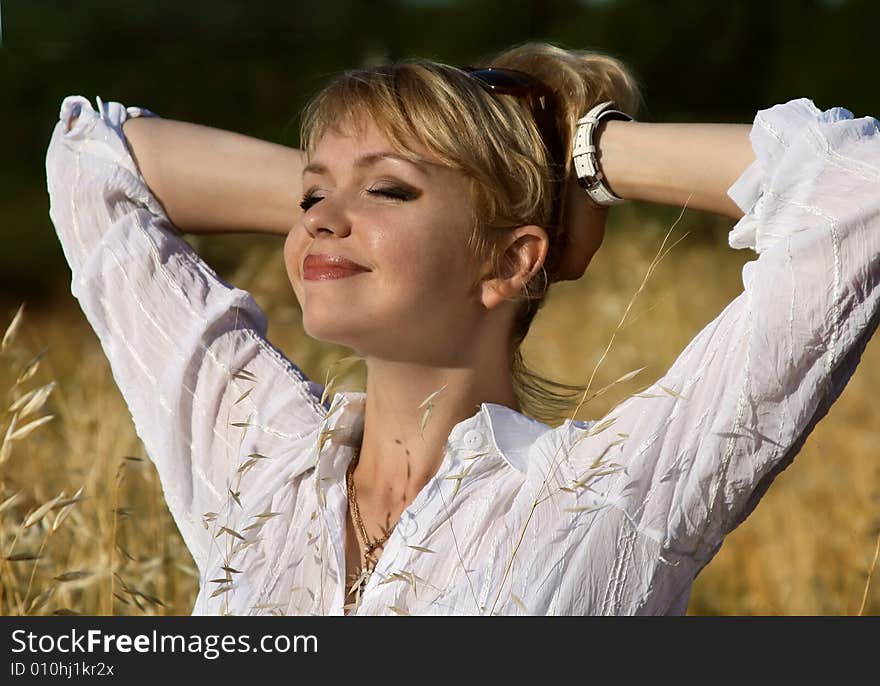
[45,94,880,616]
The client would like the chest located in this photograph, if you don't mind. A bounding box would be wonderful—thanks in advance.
[270,455,659,616]
[342,498,404,615]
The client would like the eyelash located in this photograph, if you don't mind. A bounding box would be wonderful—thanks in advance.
[299,186,414,212]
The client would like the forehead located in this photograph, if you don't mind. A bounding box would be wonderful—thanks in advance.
[305,118,463,186]
[310,116,430,164]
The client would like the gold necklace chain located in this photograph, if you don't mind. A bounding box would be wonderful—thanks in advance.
[346,448,395,576]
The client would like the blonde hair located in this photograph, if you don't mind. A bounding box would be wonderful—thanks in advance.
[299,42,643,425]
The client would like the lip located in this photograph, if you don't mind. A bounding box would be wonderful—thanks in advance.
[303,253,371,281]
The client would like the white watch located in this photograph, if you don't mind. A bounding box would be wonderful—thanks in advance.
[572,101,633,206]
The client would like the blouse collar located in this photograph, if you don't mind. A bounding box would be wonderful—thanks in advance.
[312,390,556,483]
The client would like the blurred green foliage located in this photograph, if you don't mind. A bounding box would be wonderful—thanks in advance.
[1,0,877,303]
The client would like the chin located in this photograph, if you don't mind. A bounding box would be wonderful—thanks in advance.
[302,309,367,351]
[303,312,426,362]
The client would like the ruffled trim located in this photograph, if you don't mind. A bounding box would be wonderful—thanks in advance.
[57,95,167,219]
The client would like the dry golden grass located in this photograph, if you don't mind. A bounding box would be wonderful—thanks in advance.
[2,206,878,615]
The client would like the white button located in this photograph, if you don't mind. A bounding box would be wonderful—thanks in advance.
[397,515,418,539]
[463,430,484,449]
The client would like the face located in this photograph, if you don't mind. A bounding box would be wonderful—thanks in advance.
[284,118,490,363]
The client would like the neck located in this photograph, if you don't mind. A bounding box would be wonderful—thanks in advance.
[352,356,518,510]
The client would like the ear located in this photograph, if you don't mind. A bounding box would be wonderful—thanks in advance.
[479,225,549,310]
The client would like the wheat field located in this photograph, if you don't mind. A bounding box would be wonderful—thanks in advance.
[2,205,878,616]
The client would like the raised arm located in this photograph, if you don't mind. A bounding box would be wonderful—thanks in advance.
[558,119,755,280]
[47,96,327,602]
[119,115,306,235]
[545,99,880,613]
[596,119,755,219]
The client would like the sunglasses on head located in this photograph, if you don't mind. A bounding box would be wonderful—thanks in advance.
[461,66,565,168]
[460,66,567,228]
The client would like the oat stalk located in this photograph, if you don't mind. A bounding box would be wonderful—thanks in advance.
[858,527,880,616]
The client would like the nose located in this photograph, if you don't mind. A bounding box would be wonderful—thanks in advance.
[302,194,352,239]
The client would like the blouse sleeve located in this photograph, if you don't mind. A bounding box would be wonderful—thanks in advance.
[45,95,328,577]
[568,97,880,569]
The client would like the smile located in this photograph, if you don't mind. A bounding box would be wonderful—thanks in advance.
[303,253,371,281]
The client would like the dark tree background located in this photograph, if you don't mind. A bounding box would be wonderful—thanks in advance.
[1,0,876,305]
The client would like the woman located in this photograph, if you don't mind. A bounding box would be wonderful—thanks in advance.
[45,42,879,615]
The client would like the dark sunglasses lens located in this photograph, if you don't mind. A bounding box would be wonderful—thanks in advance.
[466,68,532,93]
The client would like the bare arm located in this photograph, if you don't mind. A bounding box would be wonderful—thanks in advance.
[559,119,756,281]
[117,115,305,236]
[597,120,756,220]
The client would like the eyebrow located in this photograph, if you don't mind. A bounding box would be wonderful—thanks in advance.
[302,152,430,178]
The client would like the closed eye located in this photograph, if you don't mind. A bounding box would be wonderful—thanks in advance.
[368,186,417,201]
[299,185,419,212]
[299,193,323,212]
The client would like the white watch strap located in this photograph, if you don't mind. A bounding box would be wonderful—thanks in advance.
[572,100,633,206]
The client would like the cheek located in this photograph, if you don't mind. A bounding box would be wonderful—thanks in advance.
[372,222,442,276]
[283,229,307,301]
[381,233,476,306]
